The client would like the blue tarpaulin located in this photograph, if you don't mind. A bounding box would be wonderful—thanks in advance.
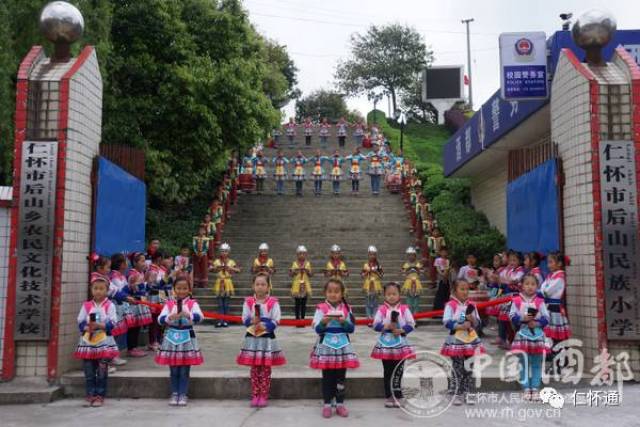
[507,159,560,254]
[94,157,146,255]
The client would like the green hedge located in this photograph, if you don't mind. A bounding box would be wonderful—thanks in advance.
[146,189,213,256]
[368,110,504,266]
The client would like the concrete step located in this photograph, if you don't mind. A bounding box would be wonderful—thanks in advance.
[0,378,64,405]
[59,326,590,398]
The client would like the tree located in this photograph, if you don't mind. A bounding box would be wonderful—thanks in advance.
[260,38,300,109]
[0,0,113,185]
[335,23,433,114]
[0,0,294,205]
[295,90,348,122]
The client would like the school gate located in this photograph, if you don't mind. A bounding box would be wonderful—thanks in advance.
[443,28,640,376]
[0,36,145,384]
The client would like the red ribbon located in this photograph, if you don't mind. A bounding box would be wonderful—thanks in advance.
[133,296,513,327]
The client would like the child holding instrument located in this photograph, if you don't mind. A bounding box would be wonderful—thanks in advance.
[156,275,204,406]
[310,279,359,418]
[290,245,313,321]
[440,279,485,406]
[211,242,239,328]
[509,274,550,401]
[74,274,119,407]
[371,282,416,407]
[237,273,287,407]
[362,246,383,322]
[325,244,349,281]
[252,243,275,278]
[401,246,424,316]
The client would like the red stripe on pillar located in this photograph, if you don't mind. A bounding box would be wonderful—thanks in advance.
[2,46,44,381]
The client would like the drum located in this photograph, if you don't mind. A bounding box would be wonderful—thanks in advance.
[239,173,255,192]
[386,173,402,193]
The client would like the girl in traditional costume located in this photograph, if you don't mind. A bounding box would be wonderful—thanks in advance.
[371,282,416,407]
[309,150,329,196]
[211,242,239,328]
[310,279,360,418]
[440,279,485,406]
[272,150,289,195]
[291,151,307,196]
[290,245,313,321]
[156,275,204,406]
[509,274,550,401]
[401,246,424,316]
[345,148,367,195]
[74,274,120,407]
[237,273,287,407]
[362,246,384,322]
[329,150,344,195]
[324,244,349,281]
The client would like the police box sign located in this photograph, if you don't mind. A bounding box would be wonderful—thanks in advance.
[500,32,548,101]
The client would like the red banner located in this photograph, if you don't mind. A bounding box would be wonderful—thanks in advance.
[134,296,512,327]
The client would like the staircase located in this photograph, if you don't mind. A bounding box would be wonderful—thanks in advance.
[192,125,435,318]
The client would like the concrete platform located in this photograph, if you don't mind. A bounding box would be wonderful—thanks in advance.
[60,324,590,398]
[0,377,64,405]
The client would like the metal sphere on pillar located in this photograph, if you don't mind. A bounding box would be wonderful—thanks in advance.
[571,9,617,65]
[39,1,85,62]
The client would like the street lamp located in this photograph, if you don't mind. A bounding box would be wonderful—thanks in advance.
[368,92,384,123]
[394,110,407,152]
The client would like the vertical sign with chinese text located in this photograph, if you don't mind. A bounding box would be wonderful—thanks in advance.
[14,140,58,340]
[599,140,639,340]
[500,32,548,101]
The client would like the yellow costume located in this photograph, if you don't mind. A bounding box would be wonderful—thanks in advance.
[293,162,305,178]
[256,163,267,178]
[253,257,274,274]
[325,259,347,278]
[402,261,423,296]
[362,262,383,294]
[290,260,312,296]
[212,258,236,295]
[350,161,360,175]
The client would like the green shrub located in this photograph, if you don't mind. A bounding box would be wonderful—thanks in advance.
[367,109,506,266]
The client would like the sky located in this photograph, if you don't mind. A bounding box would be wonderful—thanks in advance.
[242,0,639,118]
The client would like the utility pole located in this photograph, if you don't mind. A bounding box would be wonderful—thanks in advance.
[461,18,474,110]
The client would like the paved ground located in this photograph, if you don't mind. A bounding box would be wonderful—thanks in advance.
[3,384,640,427]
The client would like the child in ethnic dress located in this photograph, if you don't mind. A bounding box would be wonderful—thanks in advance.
[371,282,416,407]
[440,279,485,405]
[236,273,287,407]
[74,274,120,407]
[155,275,204,406]
[310,279,360,418]
[509,274,550,401]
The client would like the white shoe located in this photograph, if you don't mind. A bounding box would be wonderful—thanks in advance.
[169,393,179,406]
[112,356,127,366]
[177,395,188,406]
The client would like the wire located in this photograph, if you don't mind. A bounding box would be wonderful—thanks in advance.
[250,11,500,36]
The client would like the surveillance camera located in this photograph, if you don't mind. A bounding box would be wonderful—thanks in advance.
[559,13,573,20]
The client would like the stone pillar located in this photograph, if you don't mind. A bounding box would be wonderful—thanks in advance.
[551,47,640,376]
[2,44,102,381]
